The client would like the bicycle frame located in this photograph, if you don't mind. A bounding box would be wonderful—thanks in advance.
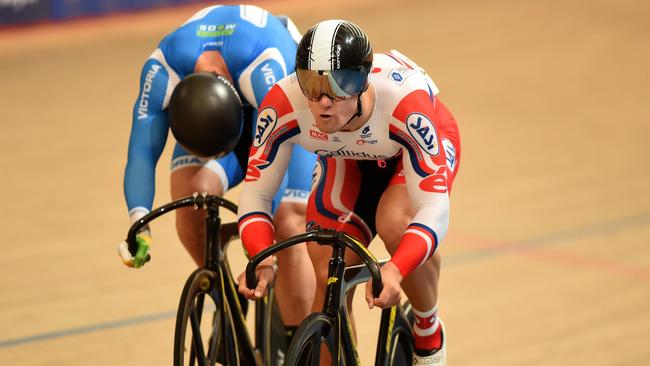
[246,229,388,365]
[125,193,271,366]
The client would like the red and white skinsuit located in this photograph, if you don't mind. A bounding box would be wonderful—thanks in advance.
[238,50,461,278]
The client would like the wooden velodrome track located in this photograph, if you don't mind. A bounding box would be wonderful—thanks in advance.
[1,0,649,364]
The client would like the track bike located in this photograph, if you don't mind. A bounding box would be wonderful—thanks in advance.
[245,229,414,365]
[125,193,288,366]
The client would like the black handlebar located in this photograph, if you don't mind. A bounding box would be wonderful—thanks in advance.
[125,193,238,256]
[245,229,384,298]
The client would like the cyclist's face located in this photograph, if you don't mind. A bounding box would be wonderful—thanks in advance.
[307,95,358,133]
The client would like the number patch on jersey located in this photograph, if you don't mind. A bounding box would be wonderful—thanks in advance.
[255,107,278,147]
[406,113,439,155]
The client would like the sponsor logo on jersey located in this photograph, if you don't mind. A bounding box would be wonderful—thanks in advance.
[253,60,283,90]
[356,139,377,145]
[418,166,449,194]
[406,113,439,155]
[314,146,389,159]
[389,66,416,85]
[441,138,457,172]
[196,23,236,37]
[137,64,161,120]
[284,189,309,200]
[310,130,329,141]
[261,63,276,85]
[254,108,277,147]
[332,136,342,142]
[170,156,202,170]
[337,212,353,224]
[204,41,224,48]
[245,158,269,182]
[359,125,372,138]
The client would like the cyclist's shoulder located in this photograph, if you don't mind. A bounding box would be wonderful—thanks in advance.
[373,51,434,96]
[259,74,307,114]
[370,51,439,122]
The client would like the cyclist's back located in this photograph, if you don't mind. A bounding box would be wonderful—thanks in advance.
[157,5,299,103]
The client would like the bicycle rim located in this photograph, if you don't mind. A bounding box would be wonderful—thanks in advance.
[285,313,334,366]
[173,268,240,366]
[387,332,412,366]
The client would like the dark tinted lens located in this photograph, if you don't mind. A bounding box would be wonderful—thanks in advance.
[296,69,336,100]
[330,68,367,96]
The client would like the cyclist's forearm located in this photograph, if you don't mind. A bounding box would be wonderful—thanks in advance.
[389,205,449,277]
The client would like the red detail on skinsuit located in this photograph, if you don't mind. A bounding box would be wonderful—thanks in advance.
[384,51,414,69]
[372,67,382,73]
[339,160,362,211]
[239,214,274,257]
[418,166,449,193]
[306,159,370,245]
[392,90,435,126]
[260,84,294,118]
[245,159,268,182]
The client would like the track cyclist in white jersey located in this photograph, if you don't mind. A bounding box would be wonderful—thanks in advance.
[118,4,317,337]
[237,19,462,365]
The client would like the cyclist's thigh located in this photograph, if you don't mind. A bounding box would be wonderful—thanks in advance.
[375,160,415,248]
[306,156,400,243]
[170,142,243,197]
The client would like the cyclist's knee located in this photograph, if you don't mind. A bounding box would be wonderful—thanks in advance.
[171,166,224,198]
[275,243,309,264]
[376,213,411,253]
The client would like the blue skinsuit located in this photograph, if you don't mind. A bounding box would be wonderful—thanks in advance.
[124,5,315,217]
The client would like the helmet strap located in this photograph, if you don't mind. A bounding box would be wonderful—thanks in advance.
[342,92,363,128]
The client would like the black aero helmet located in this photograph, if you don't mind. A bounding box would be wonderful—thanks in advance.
[168,72,243,158]
[296,20,373,101]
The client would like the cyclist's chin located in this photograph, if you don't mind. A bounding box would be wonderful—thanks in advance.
[314,115,345,133]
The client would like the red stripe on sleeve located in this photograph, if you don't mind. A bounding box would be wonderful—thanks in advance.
[390,227,434,277]
[239,214,274,258]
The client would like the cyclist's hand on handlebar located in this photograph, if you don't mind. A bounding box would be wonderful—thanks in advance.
[366,261,403,309]
[237,257,275,300]
[118,229,152,268]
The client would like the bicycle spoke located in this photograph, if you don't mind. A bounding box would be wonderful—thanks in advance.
[311,337,322,365]
[206,310,221,364]
[188,301,208,366]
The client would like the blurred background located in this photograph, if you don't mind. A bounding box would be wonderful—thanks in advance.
[1,0,649,365]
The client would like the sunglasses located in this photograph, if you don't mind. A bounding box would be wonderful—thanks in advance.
[296,67,369,102]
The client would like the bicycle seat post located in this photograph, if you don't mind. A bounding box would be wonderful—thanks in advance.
[204,204,222,271]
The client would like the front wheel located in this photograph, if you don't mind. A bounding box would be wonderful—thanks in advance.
[284,312,334,366]
[375,305,414,366]
[173,268,239,366]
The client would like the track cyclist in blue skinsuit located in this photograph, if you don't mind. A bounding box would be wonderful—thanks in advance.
[118,4,316,332]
